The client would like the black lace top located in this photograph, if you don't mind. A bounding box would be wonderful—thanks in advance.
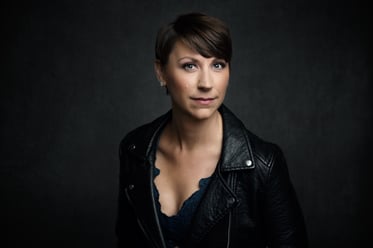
[152,166,211,248]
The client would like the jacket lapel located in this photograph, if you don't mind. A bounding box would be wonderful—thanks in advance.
[125,157,165,248]
[186,105,256,245]
[186,170,237,244]
[124,113,171,248]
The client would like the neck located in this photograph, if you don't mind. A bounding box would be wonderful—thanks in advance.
[168,109,223,152]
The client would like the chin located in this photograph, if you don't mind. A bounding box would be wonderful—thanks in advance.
[172,101,222,121]
[188,106,220,121]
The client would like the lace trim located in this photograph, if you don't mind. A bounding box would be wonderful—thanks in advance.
[153,166,211,218]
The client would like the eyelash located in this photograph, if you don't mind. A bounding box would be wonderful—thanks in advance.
[182,62,226,71]
[183,63,196,70]
[213,62,226,69]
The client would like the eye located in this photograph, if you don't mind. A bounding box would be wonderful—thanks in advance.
[213,62,226,70]
[182,63,197,71]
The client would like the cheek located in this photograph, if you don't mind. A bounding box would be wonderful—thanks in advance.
[217,74,230,92]
[168,73,193,91]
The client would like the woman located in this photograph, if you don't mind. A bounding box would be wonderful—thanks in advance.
[116,12,308,247]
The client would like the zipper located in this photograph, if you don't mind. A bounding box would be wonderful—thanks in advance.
[226,211,232,248]
[217,164,235,248]
[149,160,167,248]
[125,186,161,248]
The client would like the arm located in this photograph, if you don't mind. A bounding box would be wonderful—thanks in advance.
[264,147,308,247]
[115,137,148,247]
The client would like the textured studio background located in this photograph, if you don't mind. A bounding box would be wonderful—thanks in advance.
[1,0,372,247]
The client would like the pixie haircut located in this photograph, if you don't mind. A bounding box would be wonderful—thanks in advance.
[155,13,232,66]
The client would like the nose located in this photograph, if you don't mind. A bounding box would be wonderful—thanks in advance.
[197,69,212,91]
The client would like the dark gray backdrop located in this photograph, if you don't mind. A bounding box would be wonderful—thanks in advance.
[2,0,372,247]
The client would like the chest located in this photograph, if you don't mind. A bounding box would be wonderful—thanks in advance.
[154,150,219,216]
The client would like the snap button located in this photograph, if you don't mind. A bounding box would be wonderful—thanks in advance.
[128,144,136,151]
[228,198,236,205]
[245,160,252,166]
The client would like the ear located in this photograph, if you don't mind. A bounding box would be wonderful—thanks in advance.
[154,60,166,85]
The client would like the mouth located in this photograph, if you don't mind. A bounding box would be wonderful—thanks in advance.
[190,97,217,105]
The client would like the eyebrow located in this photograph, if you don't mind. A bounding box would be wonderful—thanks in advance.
[177,56,225,63]
[177,57,199,62]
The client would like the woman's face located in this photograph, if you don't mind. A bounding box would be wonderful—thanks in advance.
[156,40,230,121]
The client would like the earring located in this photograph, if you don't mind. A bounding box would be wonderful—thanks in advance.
[159,81,168,95]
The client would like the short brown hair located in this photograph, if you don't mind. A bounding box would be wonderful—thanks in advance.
[155,12,232,66]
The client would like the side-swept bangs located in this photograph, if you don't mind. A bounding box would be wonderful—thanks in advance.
[155,13,232,66]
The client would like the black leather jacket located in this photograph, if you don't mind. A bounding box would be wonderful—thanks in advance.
[116,105,308,247]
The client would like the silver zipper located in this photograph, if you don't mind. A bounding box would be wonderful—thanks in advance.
[226,211,232,248]
[125,186,161,248]
[149,161,167,248]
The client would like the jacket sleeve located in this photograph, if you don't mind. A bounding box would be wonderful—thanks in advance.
[264,146,308,247]
[115,136,149,248]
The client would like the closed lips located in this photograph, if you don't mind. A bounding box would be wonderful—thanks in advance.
[191,97,216,100]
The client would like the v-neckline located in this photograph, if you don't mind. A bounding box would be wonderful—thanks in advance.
[153,166,211,218]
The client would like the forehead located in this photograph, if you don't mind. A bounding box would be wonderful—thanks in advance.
[170,41,199,57]
[169,40,212,61]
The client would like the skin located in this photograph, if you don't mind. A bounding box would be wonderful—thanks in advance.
[154,40,230,216]
[155,40,230,122]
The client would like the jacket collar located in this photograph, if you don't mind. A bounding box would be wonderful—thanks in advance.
[129,104,256,171]
[219,105,256,171]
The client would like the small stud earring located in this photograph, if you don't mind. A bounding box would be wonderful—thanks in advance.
[160,81,166,87]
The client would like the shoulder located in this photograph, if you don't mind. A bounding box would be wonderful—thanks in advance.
[242,123,289,183]
[245,130,284,169]
[119,110,171,158]
[220,105,284,171]
[221,105,283,161]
